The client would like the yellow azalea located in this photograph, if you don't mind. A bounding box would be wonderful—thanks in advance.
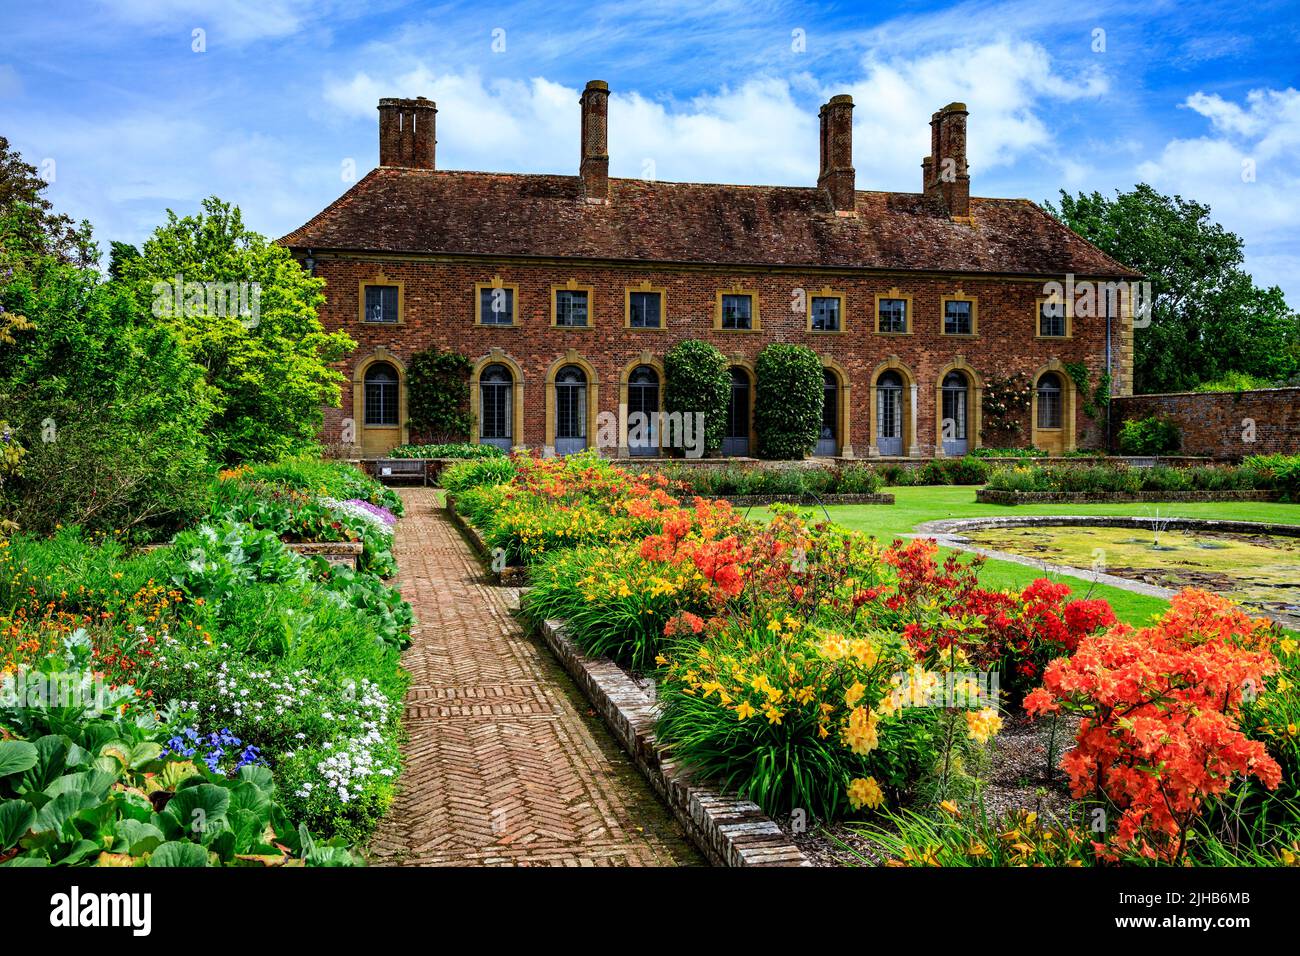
[736,701,757,720]
[965,707,1004,744]
[844,706,879,755]
[844,681,866,707]
[847,776,884,811]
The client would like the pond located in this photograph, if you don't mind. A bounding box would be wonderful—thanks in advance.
[961,525,1300,626]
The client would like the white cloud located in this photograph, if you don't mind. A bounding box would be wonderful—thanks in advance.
[97,0,324,43]
[1139,88,1300,301]
[321,37,1108,191]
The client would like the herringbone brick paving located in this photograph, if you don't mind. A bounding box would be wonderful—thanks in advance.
[367,488,702,866]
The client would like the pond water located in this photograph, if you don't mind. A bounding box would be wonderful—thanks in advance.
[962,526,1300,625]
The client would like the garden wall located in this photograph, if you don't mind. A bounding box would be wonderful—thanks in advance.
[1111,388,1300,460]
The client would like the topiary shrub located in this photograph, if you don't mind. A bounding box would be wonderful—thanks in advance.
[664,339,729,457]
[407,347,472,443]
[1117,415,1181,455]
[754,343,823,460]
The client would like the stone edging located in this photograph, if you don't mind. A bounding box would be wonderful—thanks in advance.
[976,488,1279,506]
[533,617,810,867]
[444,497,810,867]
[444,494,529,584]
[914,514,1300,538]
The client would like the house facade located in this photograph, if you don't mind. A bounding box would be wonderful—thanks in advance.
[281,81,1140,459]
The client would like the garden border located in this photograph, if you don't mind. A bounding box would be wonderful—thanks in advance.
[976,489,1280,506]
[915,514,1300,539]
[444,497,810,867]
[697,492,894,507]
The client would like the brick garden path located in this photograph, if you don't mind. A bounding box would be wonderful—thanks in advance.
[367,488,701,866]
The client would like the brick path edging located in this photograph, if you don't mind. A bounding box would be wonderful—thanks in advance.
[533,618,811,868]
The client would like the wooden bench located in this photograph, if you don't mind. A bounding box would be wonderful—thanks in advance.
[373,458,428,486]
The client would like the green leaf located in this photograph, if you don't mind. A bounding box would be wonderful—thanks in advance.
[236,763,274,793]
[19,736,68,793]
[115,819,165,856]
[0,799,36,849]
[162,783,230,840]
[148,841,210,868]
[0,741,38,779]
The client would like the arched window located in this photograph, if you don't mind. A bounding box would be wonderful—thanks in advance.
[941,370,969,455]
[479,363,513,450]
[363,362,399,426]
[817,368,839,455]
[1037,372,1063,429]
[554,364,588,455]
[876,370,903,456]
[723,367,751,456]
[627,365,660,457]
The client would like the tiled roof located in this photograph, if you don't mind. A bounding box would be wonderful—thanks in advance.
[280,168,1140,278]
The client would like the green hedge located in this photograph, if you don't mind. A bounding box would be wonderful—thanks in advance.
[986,462,1272,494]
[390,442,503,460]
[754,343,823,460]
[1117,416,1181,455]
[664,339,729,457]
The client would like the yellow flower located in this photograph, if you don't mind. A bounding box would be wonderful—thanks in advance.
[965,707,1004,744]
[736,701,757,721]
[847,776,884,811]
[764,704,785,725]
[844,681,866,708]
[1280,637,1298,656]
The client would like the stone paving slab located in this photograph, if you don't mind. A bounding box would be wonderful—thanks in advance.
[366,488,701,867]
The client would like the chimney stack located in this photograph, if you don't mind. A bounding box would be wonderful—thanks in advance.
[378,97,437,169]
[923,102,970,219]
[580,80,610,202]
[818,94,856,214]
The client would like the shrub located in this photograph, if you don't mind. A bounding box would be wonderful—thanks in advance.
[1025,590,1281,862]
[234,457,403,515]
[405,348,472,443]
[390,442,502,460]
[1245,454,1300,501]
[664,340,729,457]
[440,455,517,492]
[1117,415,1181,455]
[754,344,823,460]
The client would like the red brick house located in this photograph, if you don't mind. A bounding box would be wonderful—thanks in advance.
[281,81,1140,459]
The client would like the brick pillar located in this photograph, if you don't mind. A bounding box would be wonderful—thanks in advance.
[929,102,970,218]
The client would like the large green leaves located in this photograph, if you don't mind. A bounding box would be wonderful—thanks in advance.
[148,841,209,868]
[0,740,38,779]
[0,800,35,849]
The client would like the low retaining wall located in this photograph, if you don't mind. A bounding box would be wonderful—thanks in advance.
[444,495,528,585]
[1112,388,1300,459]
[535,618,809,867]
[976,488,1279,506]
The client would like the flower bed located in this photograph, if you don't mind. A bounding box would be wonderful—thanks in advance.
[450,450,1300,866]
[0,459,414,866]
[986,458,1300,500]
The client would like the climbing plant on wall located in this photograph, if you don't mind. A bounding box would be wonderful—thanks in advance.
[407,347,472,443]
[981,372,1033,437]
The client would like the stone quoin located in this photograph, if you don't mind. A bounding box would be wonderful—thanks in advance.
[280,81,1141,459]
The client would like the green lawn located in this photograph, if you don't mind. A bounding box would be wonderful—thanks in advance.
[754,486,1300,626]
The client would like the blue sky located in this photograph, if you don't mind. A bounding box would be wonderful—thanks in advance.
[1,0,1298,304]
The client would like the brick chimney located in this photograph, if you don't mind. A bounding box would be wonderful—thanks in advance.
[923,102,970,218]
[580,80,610,202]
[818,94,856,214]
[378,97,437,169]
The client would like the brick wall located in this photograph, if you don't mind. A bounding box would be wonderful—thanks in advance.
[1111,388,1300,460]
[314,253,1119,457]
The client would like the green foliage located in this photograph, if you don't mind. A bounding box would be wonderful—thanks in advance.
[390,442,503,460]
[986,462,1267,494]
[1062,361,1111,420]
[1117,416,1181,455]
[1244,454,1300,501]
[664,339,729,456]
[1193,370,1277,392]
[440,456,517,492]
[0,265,215,538]
[1047,184,1300,393]
[753,344,824,460]
[656,463,884,498]
[405,347,472,443]
[873,457,990,487]
[0,134,97,269]
[113,197,355,462]
[234,457,402,515]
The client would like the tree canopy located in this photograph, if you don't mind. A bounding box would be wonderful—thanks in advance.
[1046,184,1299,394]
